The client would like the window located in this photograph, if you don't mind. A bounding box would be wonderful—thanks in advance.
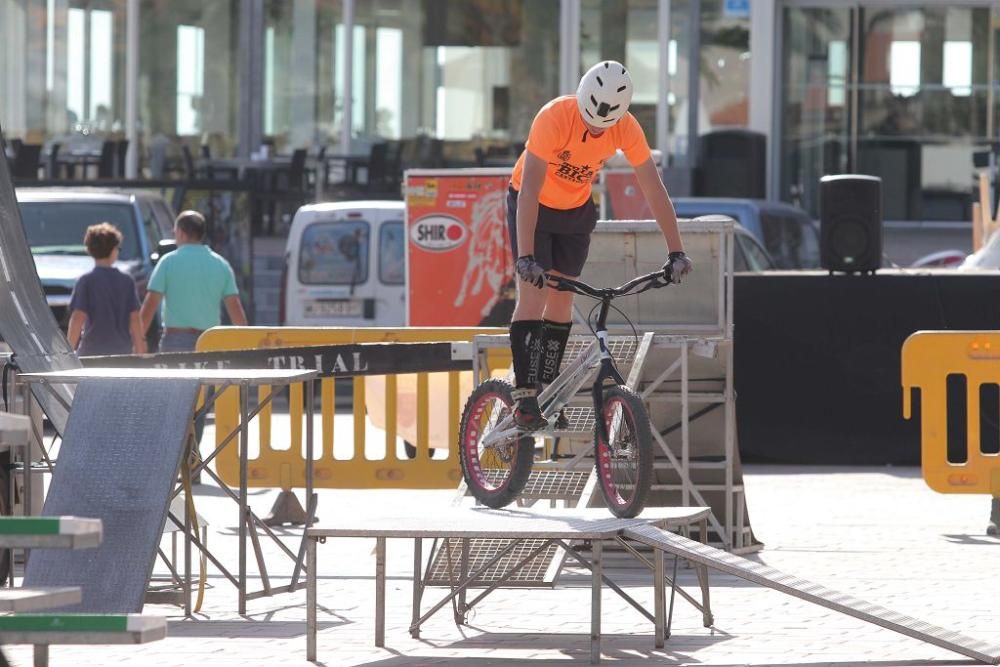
[736,232,773,271]
[299,220,370,285]
[176,25,206,136]
[140,201,162,250]
[759,211,821,269]
[19,203,140,261]
[379,221,405,285]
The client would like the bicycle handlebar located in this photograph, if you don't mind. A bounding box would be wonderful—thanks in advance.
[544,269,672,300]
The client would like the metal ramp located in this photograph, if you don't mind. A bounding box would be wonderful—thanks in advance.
[624,523,1000,665]
[0,124,78,435]
[24,378,199,612]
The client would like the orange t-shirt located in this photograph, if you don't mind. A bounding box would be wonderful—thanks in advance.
[511,95,652,210]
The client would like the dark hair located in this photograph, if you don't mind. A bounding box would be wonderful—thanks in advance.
[83,223,123,260]
[175,210,206,240]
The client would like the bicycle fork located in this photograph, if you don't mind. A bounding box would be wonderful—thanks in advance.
[592,299,625,447]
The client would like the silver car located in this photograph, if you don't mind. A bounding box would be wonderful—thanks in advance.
[15,188,176,336]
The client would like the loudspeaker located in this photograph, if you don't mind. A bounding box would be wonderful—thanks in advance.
[819,174,882,274]
[696,129,766,199]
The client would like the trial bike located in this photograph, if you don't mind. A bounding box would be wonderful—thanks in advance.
[458,268,674,518]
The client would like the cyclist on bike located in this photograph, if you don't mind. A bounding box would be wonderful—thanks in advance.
[508,60,693,431]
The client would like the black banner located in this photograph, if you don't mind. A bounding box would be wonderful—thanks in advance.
[734,271,1000,465]
[80,341,472,378]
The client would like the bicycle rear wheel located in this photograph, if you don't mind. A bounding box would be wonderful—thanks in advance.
[594,385,653,518]
[459,378,534,509]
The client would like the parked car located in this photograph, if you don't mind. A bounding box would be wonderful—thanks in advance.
[672,198,820,270]
[731,222,777,271]
[282,201,405,326]
[15,188,176,344]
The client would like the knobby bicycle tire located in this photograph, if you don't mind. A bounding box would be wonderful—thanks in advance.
[594,385,653,518]
[458,378,534,509]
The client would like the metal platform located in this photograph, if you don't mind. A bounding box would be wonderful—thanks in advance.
[306,506,713,665]
[624,523,1000,665]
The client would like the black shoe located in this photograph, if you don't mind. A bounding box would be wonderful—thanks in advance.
[989,521,998,537]
[511,390,548,431]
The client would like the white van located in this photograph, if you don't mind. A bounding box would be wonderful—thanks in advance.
[282,201,406,326]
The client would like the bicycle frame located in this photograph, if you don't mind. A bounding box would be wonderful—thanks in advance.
[478,269,670,450]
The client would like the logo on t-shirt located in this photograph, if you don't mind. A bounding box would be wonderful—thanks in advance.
[557,150,571,161]
[554,161,596,185]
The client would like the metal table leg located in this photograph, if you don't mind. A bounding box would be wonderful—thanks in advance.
[375,536,386,647]
[306,537,317,662]
[698,517,713,626]
[666,554,679,639]
[591,539,602,664]
[238,382,249,615]
[654,547,665,648]
[411,538,422,639]
[184,429,193,617]
[458,537,469,623]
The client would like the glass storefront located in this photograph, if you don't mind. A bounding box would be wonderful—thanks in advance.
[345,0,560,164]
[2,1,724,177]
[0,1,241,154]
[141,1,241,153]
[782,2,998,221]
[1,0,128,141]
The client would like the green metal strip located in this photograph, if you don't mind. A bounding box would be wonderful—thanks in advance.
[0,615,129,632]
[0,518,62,535]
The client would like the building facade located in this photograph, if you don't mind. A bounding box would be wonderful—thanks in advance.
[0,0,995,223]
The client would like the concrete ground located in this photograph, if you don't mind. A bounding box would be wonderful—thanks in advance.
[4,449,999,665]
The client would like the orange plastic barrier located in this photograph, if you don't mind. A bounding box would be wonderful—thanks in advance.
[902,331,1000,495]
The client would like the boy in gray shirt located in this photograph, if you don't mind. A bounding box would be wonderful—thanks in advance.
[67,223,146,356]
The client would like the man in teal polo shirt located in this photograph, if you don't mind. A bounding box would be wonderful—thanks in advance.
[139,210,247,353]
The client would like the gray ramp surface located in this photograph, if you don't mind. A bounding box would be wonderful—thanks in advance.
[25,378,199,612]
[624,523,1000,665]
[0,125,79,433]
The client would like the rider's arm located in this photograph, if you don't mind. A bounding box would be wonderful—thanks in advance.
[633,157,684,253]
[516,152,548,256]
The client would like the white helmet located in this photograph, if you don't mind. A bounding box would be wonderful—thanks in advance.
[576,60,633,127]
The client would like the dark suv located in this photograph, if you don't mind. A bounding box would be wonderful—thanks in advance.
[15,188,175,341]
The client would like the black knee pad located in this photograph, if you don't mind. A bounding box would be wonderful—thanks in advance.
[509,319,543,389]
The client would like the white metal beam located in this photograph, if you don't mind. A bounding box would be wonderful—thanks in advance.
[749,0,778,199]
[125,0,138,178]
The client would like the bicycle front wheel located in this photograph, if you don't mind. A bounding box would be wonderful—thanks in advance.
[459,378,534,509]
[594,385,653,518]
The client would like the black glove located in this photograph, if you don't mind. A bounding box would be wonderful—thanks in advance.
[663,251,693,284]
[516,255,545,289]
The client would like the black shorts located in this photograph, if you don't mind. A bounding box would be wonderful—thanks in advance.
[507,186,597,278]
